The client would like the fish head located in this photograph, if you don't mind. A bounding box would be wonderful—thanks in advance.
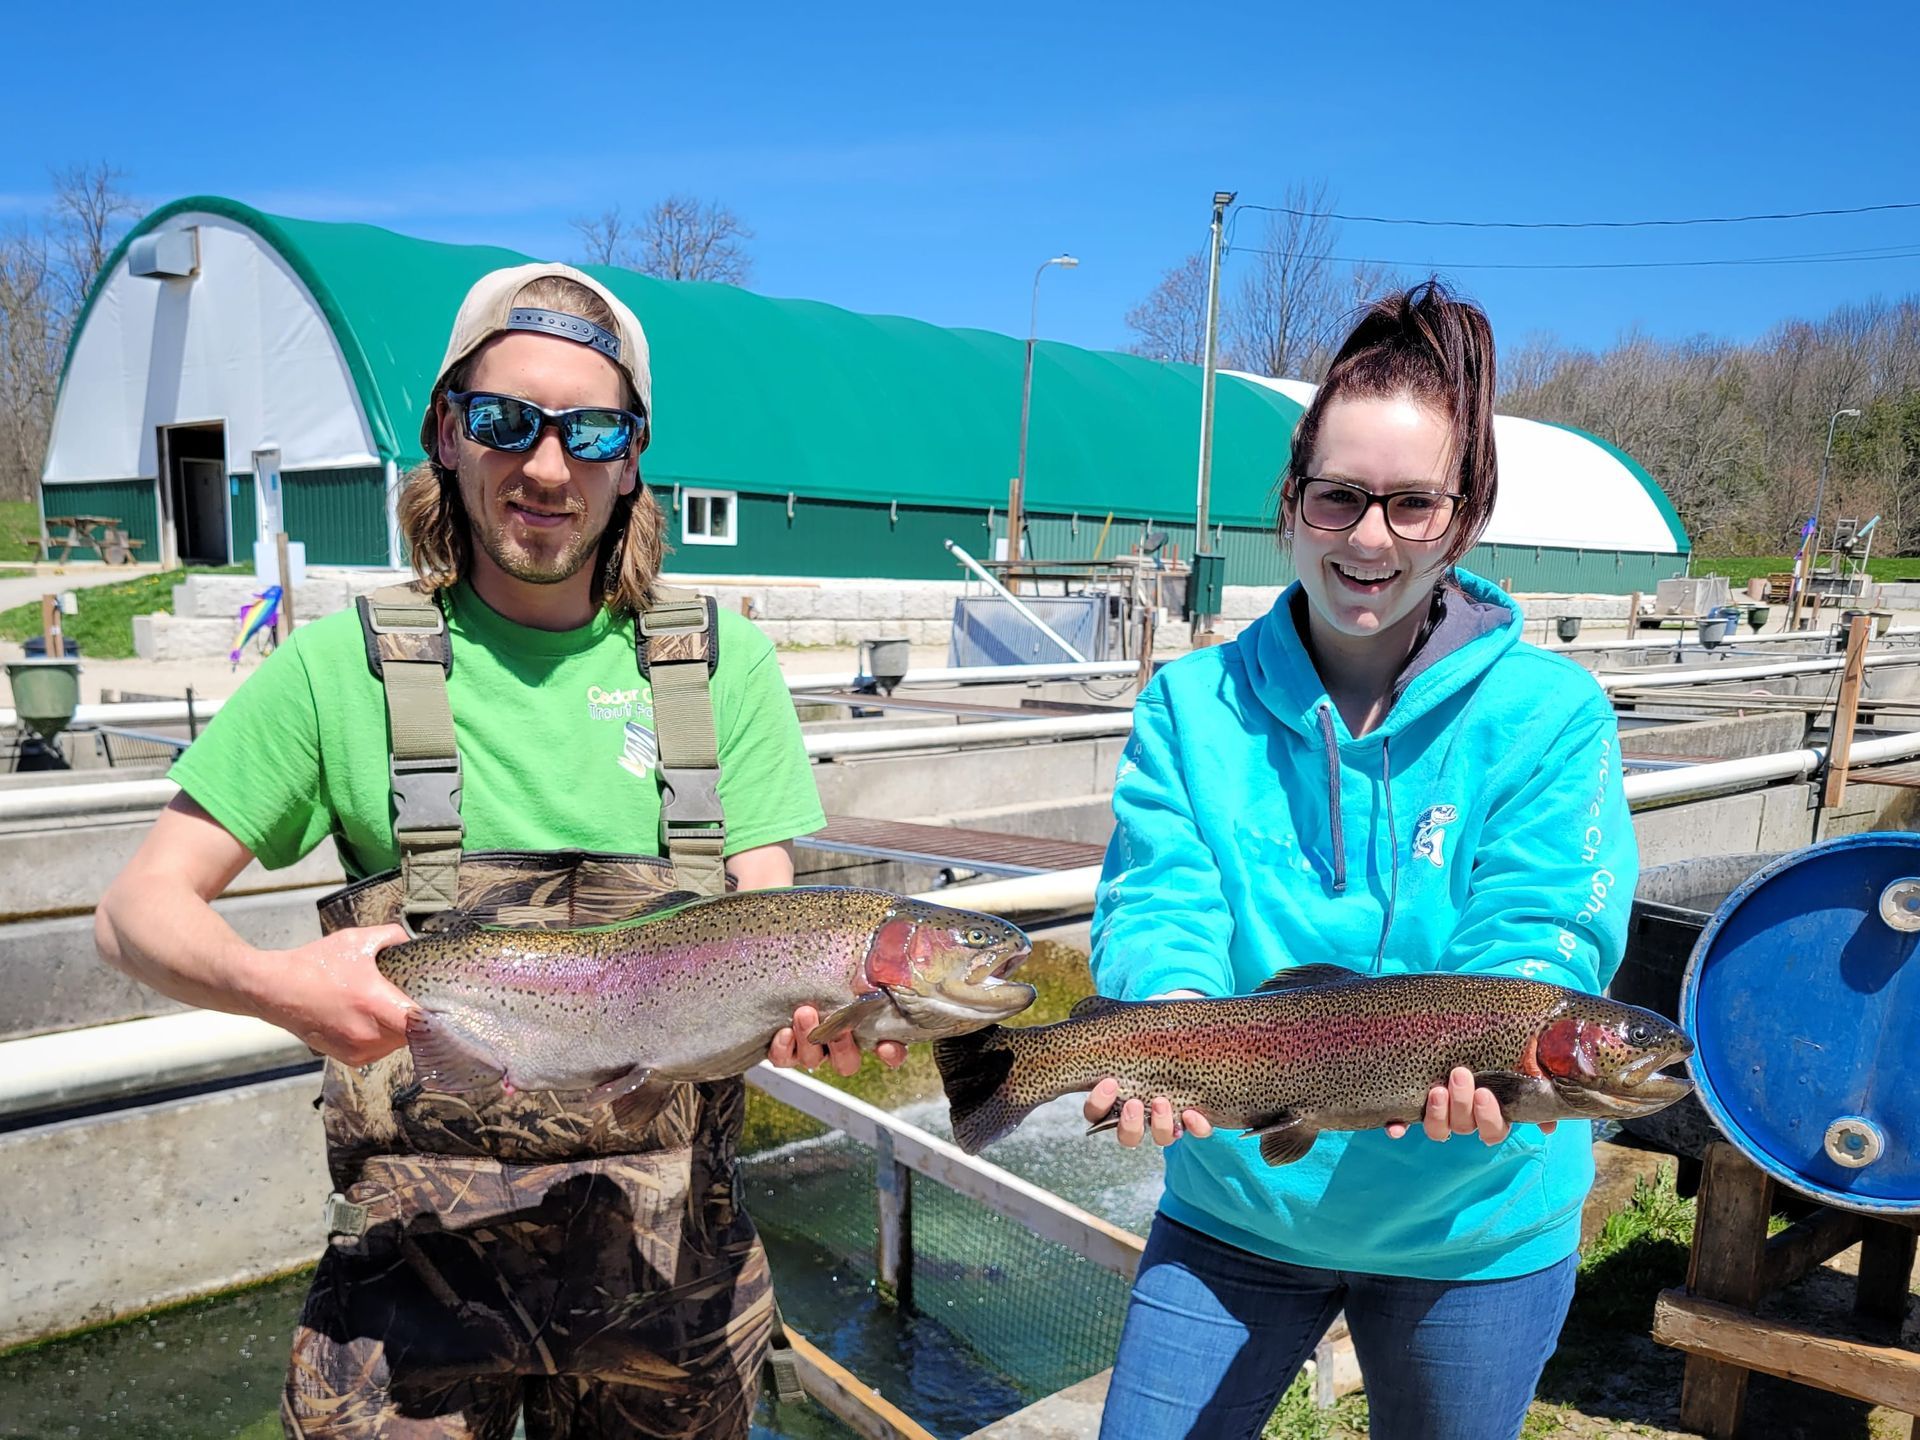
[860,900,1037,1037]
[1531,996,1695,1119]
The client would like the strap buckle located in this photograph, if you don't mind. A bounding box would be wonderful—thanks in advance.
[358,593,453,678]
[637,597,718,678]
[391,755,464,837]
[323,1191,368,1239]
[659,765,726,843]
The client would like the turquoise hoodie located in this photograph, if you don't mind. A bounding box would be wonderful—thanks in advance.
[1090,569,1635,1281]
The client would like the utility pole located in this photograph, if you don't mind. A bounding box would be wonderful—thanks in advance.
[1192,190,1235,644]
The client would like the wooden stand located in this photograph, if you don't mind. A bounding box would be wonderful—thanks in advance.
[1653,1142,1920,1437]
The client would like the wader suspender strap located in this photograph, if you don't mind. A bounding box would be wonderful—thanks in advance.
[638,588,802,1404]
[637,588,730,897]
[356,585,462,929]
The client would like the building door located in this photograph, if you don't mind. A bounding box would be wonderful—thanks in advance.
[162,423,230,566]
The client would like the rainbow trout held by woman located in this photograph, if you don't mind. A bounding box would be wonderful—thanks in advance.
[935,964,1693,1165]
[379,887,1035,1127]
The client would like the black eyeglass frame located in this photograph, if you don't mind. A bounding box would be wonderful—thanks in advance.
[445,390,648,462]
[1292,477,1465,542]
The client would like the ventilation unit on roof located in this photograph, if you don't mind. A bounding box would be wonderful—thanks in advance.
[127,228,199,279]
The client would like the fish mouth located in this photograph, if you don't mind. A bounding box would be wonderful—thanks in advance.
[1581,1046,1695,1114]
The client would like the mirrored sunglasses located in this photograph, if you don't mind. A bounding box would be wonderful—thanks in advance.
[447,391,644,463]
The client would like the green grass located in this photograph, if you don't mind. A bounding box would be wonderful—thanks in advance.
[0,565,249,659]
[1691,554,1920,586]
[0,499,39,562]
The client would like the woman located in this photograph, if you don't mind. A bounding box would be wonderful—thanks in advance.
[1088,280,1635,1440]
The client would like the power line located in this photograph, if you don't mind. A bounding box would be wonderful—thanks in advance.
[1236,200,1920,231]
[1225,241,1920,272]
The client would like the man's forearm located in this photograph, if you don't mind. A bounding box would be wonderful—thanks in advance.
[95,876,272,1019]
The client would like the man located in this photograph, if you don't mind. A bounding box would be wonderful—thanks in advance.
[96,262,898,1438]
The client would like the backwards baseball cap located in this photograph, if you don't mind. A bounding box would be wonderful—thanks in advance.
[420,261,652,455]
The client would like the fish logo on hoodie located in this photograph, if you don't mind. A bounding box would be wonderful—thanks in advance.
[1412,804,1459,868]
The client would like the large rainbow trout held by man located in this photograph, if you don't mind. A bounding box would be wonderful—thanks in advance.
[935,963,1693,1166]
[379,887,1035,1129]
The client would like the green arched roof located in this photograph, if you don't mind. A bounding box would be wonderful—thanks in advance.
[94,197,1303,527]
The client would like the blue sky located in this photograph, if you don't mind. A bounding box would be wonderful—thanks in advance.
[7,1,1915,361]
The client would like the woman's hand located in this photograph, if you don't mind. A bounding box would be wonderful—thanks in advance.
[1386,1066,1557,1145]
[767,1005,907,1076]
[1082,1077,1214,1148]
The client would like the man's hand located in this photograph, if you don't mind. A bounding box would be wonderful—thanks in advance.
[767,1004,907,1076]
[247,924,416,1066]
[1385,1066,1558,1145]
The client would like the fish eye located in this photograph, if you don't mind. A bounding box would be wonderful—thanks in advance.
[964,926,988,946]
[1627,1021,1652,1045]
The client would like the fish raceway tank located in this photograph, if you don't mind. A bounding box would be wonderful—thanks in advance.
[0,1090,1163,1440]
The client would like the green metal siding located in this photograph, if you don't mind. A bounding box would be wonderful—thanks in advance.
[228,474,257,561]
[656,489,983,580]
[657,494,1679,595]
[38,479,160,559]
[283,466,389,565]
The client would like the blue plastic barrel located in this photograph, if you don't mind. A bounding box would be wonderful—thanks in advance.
[1680,832,1920,1214]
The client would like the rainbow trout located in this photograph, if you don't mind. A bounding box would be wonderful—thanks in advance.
[381,887,1034,1127]
[935,963,1693,1165]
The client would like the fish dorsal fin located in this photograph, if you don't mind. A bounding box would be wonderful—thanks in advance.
[416,909,484,938]
[1070,995,1128,1020]
[1253,963,1359,995]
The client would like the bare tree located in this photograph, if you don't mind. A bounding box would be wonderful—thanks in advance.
[0,228,61,500]
[1225,180,1339,380]
[49,162,141,315]
[570,206,634,268]
[1123,250,1209,364]
[635,195,754,285]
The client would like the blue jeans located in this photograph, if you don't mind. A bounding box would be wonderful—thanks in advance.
[1099,1215,1576,1440]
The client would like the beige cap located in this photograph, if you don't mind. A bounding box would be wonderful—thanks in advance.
[420,261,651,454]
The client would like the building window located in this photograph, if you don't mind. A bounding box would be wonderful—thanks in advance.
[682,488,737,546]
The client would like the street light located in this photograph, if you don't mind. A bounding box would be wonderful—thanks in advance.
[1791,406,1863,630]
[1193,190,1237,641]
[1013,254,1078,578]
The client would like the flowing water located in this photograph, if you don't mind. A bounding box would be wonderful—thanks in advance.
[0,1094,1163,1440]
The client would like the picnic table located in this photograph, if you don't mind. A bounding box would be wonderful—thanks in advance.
[38,515,143,565]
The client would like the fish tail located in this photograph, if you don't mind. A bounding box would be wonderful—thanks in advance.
[934,1025,1037,1155]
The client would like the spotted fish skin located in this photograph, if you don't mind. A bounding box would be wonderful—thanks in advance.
[934,963,1693,1166]
[379,886,1034,1105]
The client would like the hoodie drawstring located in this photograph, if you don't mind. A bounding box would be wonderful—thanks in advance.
[1375,734,1399,970]
[1317,705,1346,894]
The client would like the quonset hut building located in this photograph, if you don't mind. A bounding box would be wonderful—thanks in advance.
[41,196,1688,591]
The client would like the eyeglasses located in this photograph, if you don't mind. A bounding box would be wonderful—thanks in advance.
[446,391,645,463]
[1295,478,1462,542]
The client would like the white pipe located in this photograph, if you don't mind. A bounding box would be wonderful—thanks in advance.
[942,538,1089,663]
[0,715,1139,822]
[0,868,1104,1119]
[806,712,1130,759]
[0,777,179,822]
[0,1010,313,1117]
[1597,651,1918,693]
[787,660,1137,692]
[1548,624,1920,654]
[1623,727,1920,804]
[0,698,228,730]
[0,664,1143,731]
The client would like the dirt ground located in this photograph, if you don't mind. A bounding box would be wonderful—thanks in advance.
[1524,1144,1917,1440]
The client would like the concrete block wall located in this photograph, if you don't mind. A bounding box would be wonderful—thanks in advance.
[142,568,1641,658]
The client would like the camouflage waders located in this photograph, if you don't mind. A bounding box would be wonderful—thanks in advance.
[281,588,790,1439]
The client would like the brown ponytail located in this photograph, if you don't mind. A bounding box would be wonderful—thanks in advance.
[1279,279,1497,565]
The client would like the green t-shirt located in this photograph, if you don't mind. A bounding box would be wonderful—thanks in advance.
[170,583,825,878]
